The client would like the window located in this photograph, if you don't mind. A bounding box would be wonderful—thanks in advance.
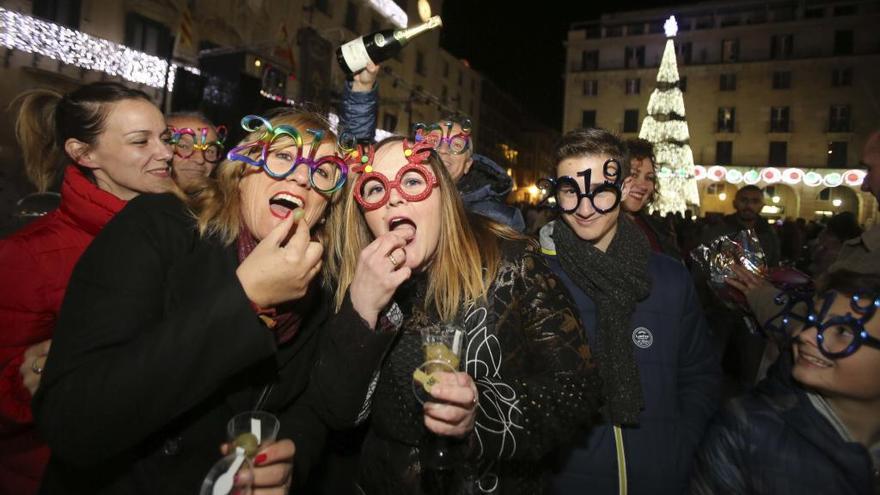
[720,73,736,91]
[624,46,645,68]
[770,107,790,132]
[581,50,599,70]
[804,7,824,18]
[606,25,623,37]
[33,0,81,29]
[415,51,426,76]
[344,2,359,31]
[829,105,851,132]
[582,110,596,128]
[772,6,795,21]
[832,68,852,87]
[770,34,793,59]
[834,30,854,55]
[679,42,692,64]
[716,141,733,165]
[827,141,848,167]
[717,107,736,132]
[585,25,601,39]
[125,13,172,57]
[695,16,713,29]
[834,5,857,16]
[623,109,639,133]
[583,80,598,96]
[772,71,791,89]
[382,113,398,132]
[679,76,687,92]
[720,15,740,27]
[721,39,739,62]
[625,78,640,95]
[314,0,330,15]
[628,23,644,35]
[769,142,788,166]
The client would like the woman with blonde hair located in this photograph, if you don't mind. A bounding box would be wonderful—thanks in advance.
[0,82,173,494]
[311,134,603,494]
[32,109,346,494]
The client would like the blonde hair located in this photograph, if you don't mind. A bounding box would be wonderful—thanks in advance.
[327,137,523,321]
[184,109,340,245]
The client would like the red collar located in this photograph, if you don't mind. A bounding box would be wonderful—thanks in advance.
[59,165,127,236]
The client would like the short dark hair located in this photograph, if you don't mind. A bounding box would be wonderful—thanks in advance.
[818,270,880,296]
[625,138,655,163]
[555,127,629,177]
[736,185,763,197]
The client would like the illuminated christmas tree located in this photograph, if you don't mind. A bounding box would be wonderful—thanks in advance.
[638,16,700,215]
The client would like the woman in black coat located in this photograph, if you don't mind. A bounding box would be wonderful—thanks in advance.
[33,110,346,494]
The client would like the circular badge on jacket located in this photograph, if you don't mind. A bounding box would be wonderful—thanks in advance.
[632,327,653,349]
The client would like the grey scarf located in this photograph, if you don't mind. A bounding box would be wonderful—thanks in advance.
[552,215,651,425]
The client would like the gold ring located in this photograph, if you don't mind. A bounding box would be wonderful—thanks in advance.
[31,357,43,375]
[388,253,399,268]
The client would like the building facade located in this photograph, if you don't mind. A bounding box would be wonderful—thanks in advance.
[564,0,880,224]
[0,0,486,230]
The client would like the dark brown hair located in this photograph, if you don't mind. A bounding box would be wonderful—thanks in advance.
[11,82,152,191]
[555,127,629,177]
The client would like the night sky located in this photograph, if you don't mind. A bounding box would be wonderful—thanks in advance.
[439,0,704,130]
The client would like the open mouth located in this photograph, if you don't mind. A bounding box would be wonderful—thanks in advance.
[269,192,304,219]
[388,216,416,242]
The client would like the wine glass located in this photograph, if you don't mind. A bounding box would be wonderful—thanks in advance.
[411,323,466,471]
[200,411,280,495]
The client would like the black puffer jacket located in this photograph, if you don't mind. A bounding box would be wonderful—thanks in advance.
[690,357,878,495]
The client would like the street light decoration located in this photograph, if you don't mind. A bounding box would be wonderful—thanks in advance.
[664,15,678,38]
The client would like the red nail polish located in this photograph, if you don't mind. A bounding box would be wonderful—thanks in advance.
[254,453,268,465]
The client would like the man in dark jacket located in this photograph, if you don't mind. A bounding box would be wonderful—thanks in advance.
[691,269,880,495]
[540,128,720,494]
[699,185,781,390]
[340,66,525,231]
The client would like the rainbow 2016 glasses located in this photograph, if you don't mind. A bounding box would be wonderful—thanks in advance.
[226,115,348,194]
[538,159,624,214]
[168,125,228,164]
[413,119,472,155]
[349,136,438,210]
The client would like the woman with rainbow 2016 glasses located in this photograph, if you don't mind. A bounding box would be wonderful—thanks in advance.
[309,134,604,494]
[33,109,349,494]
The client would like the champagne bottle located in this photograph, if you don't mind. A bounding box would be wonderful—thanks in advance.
[336,16,443,76]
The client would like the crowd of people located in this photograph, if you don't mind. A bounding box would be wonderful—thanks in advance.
[0,64,877,495]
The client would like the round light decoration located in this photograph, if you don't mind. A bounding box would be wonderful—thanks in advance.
[707,166,726,182]
[743,169,761,185]
[693,165,707,180]
[782,168,804,185]
[725,169,743,184]
[823,172,843,188]
[844,169,865,186]
[761,167,781,184]
[804,171,823,187]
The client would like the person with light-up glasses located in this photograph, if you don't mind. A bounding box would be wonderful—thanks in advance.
[692,269,880,495]
[167,113,226,190]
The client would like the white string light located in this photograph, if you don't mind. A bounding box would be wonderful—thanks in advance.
[367,0,408,29]
[0,7,168,88]
[639,37,698,215]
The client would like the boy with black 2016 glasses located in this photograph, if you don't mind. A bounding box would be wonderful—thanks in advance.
[539,127,721,495]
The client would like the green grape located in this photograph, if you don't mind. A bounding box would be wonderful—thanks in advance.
[234,432,259,457]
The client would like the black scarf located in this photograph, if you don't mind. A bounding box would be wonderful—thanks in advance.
[551,215,651,425]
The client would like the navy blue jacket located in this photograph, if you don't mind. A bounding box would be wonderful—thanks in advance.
[458,154,525,232]
[540,223,721,495]
[340,83,525,231]
[691,357,877,495]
